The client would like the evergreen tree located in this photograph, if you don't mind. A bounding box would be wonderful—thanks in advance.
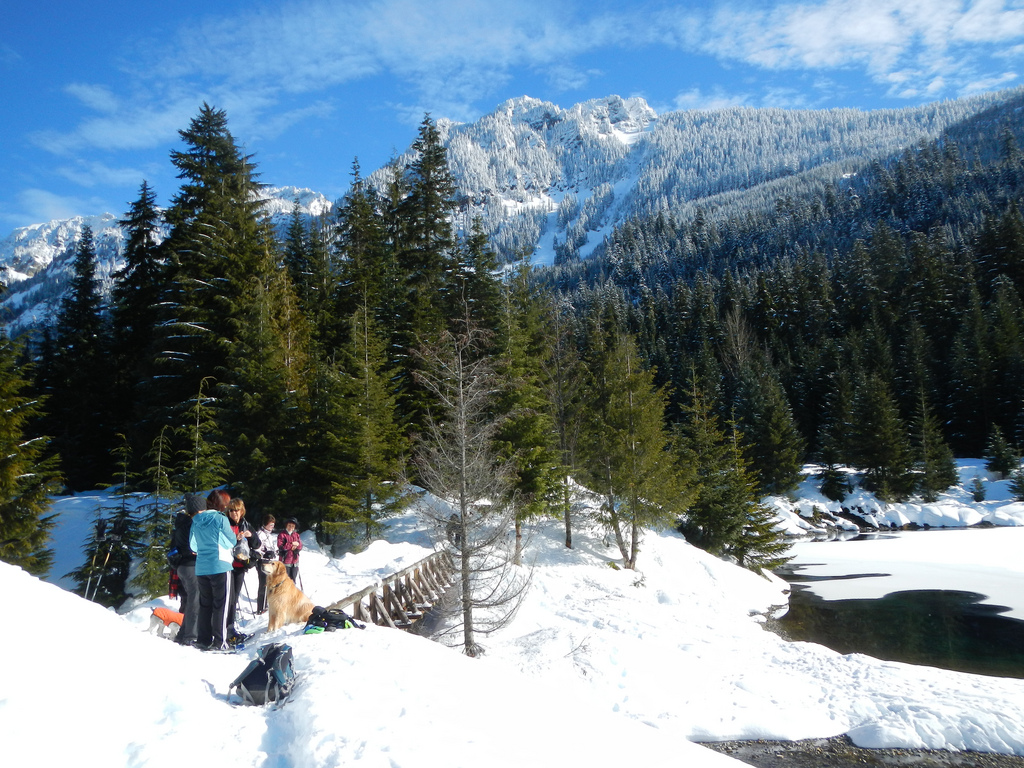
[288,201,341,347]
[1009,467,1024,501]
[724,422,792,572]
[111,180,164,455]
[492,263,559,564]
[978,203,1024,295]
[177,377,227,493]
[816,363,854,502]
[985,425,1019,479]
[970,475,987,502]
[217,267,307,516]
[152,104,274,442]
[0,337,62,576]
[849,373,915,501]
[304,211,341,347]
[283,199,313,303]
[392,116,459,430]
[48,226,114,489]
[736,363,805,495]
[131,426,178,598]
[544,299,586,549]
[453,219,503,333]
[913,391,958,502]
[986,275,1024,436]
[328,310,409,544]
[302,351,356,535]
[153,105,312,515]
[676,378,747,559]
[335,160,390,339]
[577,327,687,570]
[946,283,992,454]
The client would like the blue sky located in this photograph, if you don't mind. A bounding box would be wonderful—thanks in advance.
[2,0,1024,232]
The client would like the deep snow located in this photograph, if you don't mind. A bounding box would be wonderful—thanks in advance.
[3,463,1024,766]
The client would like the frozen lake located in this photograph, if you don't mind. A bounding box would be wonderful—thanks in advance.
[778,527,1024,677]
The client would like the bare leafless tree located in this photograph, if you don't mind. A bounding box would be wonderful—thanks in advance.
[414,324,530,656]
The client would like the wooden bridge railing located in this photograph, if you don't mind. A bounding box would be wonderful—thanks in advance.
[327,549,455,631]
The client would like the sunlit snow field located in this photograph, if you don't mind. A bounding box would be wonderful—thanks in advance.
[3,462,1024,765]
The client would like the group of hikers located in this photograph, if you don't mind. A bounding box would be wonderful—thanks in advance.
[169,490,303,651]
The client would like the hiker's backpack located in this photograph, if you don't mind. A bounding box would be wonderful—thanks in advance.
[229,643,295,706]
[304,605,365,633]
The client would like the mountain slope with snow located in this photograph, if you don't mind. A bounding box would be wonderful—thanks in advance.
[379,89,1020,266]
[4,89,1022,333]
[0,186,330,334]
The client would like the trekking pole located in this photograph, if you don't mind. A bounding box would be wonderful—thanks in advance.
[241,576,256,619]
[88,542,115,603]
[84,519,108,601]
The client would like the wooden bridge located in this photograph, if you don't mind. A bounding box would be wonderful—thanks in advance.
[327,550,455,631]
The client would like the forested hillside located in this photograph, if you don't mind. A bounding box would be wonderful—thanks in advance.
[376,89,1020,265]
[544,92,1024,506]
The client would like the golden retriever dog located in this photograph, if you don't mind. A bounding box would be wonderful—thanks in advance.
[262,560,314,632]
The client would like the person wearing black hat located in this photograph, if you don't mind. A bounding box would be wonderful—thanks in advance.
[171,493,204,646]
[277,518,302,583]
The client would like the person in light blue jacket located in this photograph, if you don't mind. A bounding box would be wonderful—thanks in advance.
[189,489,236,650]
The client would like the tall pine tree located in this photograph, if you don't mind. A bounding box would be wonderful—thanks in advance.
[577,326,687,570]
[48,226,114,489]
[111,180,164,458]
[0,338,62,576]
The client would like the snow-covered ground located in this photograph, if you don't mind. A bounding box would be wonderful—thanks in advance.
[4,462,1024,765]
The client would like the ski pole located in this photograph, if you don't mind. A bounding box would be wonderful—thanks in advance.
[241,576,256,619]
[84,519,107,601]
[88,544,115,602]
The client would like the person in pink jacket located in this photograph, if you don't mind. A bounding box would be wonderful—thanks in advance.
[277,518,302,583]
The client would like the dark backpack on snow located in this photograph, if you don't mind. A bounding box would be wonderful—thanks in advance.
[229,643,295,706]
[304,605,365,632]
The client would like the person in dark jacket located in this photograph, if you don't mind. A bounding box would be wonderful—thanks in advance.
[225,497,254,642]
[171,493,204,646]
[277,518,302,584]
[189,489,235,650]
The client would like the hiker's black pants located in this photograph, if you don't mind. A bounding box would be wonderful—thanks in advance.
[176,563,200,644]
[226,567,246,634]
[196,571,231,650]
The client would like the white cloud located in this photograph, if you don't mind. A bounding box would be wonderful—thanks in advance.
[64,83,120,114]
[687,0,1024,99]
[55,160,151,189]
[952,0,1024,43]
[247,101,337,142]
[674,86,750,110]
[7,189,103,228]
[960,70,1020,95]
[545,64,602,92]
[31,96,204,155]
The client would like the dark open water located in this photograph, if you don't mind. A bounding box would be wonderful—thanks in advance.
[776,565,1024,679]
